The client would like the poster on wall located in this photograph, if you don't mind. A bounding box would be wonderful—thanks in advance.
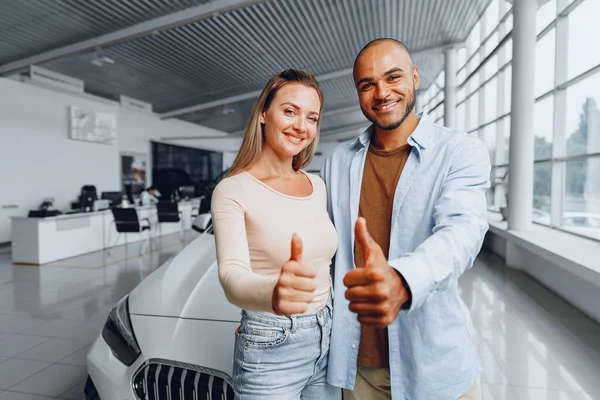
[121,153,147,197]
[69,106,117,144]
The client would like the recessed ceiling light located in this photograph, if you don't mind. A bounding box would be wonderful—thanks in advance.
[91,56,115,67]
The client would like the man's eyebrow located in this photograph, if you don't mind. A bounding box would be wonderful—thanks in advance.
[383,67,404,76]
[356,76,373,87]
[356,67,405,87]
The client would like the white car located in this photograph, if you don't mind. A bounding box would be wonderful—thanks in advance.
[85,217,241,399]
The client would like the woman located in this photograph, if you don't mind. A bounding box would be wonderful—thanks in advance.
[211,69,340,399]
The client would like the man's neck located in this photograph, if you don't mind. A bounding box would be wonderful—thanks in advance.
[371,112,420,151]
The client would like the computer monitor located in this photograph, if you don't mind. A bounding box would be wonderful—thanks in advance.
[101,191,123,206]
[93,199,110,212]
[179,185,196,199]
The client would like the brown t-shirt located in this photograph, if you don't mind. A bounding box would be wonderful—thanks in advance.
[355,143,412,368]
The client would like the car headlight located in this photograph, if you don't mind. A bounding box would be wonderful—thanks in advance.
[102,295,141,366]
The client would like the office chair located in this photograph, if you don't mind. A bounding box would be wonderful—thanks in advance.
[108,208,152,255]
[156,202,183,240]
[191,191,213,233]
[80,185,98,212]
[198,191,212,215]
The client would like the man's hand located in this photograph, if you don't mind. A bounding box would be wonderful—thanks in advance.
[272,234,317,316]
[344,217,410,327]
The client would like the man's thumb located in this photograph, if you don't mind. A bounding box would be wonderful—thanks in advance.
[290,233,303,262]
[355,217,374,266]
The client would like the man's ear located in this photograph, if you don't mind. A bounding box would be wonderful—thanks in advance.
[413,66,420,91]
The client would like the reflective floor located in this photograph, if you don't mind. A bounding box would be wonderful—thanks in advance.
[0,232,196,399]
[0,236,598,399]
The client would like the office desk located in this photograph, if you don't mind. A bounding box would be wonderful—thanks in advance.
[11,200,201,265]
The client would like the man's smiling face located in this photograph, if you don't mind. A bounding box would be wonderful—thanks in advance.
[354,41,420,131]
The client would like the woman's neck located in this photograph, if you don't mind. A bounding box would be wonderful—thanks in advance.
[248,147,296,180]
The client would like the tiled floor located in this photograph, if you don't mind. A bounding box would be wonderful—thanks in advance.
[0,236,599,399]
[462,252,600,400]
[0,233,195,400]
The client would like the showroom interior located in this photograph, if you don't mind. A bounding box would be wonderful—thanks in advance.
[0,0,599,399]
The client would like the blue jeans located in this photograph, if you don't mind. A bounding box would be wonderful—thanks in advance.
[233,299,341,400]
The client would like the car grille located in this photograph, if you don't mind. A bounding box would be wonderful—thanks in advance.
[132,359,234,400]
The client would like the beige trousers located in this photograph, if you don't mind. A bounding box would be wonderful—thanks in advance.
[343,366,481,400]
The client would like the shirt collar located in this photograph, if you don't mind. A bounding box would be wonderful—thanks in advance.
[351,111,432,150]
[408,111,432,149]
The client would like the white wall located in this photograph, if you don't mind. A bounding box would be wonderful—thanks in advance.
[306,141,345,173]
[0,77,237,243]
[483,232,600,324]
[222,152,238,170]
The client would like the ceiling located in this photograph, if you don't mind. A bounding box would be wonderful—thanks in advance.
[0,0,491,141]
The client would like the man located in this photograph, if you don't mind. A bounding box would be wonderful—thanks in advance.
[321,38,490,399]
[140,186,160,206]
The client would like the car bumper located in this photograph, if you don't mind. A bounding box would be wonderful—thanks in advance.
[86,334,142,399]
[86,315,238,400]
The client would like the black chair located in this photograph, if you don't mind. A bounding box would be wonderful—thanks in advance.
[79,185,98,212]
[108,208,152,255]
[156,202,183,240]
[191,192,213,234]
[198,192,212,214]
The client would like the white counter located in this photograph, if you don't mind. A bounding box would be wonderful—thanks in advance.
[11,200,201,265]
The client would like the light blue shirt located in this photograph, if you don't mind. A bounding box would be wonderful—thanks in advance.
[321,112,490,400]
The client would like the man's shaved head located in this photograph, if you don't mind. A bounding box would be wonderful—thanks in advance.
[352,37,420,132]
[353,38,414,80]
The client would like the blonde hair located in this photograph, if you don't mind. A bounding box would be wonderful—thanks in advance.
[226,69,324,177]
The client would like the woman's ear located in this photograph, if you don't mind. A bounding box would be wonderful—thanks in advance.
[260,109,266,124]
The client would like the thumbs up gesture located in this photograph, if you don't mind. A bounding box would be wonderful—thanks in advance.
[271,234,317,316]
[344,217,410,327]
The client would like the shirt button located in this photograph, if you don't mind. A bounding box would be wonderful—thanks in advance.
[351,344,357,349]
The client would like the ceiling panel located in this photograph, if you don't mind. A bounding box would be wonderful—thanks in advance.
[0,0,212,65]
[1,0,492,134]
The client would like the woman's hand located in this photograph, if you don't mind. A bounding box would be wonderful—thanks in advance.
[272,234,317,315]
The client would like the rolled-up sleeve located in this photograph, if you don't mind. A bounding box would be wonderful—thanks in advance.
[389,136,491,311]
[211,178,278,312]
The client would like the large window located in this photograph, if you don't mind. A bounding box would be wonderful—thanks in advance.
[468,92,479,132]
[536,0,556,34]
[484,78,498,124]
[498,116,511,165]
[482,123,497,164]
[484,0,500,37]
[484,55,499,81]
[535,29,556,97]
[562,156,600,239]
[419,70,445,124]
[457,0,600,241]
[484,33,499,59]
[467,21,481,57]
[488,166,508,212]
[567,0,600,80]
[534,161,552,225]
[534,95,554,160]
[503,65,512,114]
[457,103,466,132]
[565,71,600,157]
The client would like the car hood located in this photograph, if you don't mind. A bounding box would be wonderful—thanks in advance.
[128,232,241,322]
